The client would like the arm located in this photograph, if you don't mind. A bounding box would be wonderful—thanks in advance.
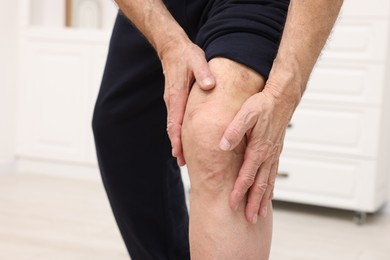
[115,0,215,165]
[267,0,344,102]
[115,0,186,58]
[220,0,344,224]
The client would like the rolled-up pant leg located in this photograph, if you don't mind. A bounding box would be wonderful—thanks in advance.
[92,13,189,260]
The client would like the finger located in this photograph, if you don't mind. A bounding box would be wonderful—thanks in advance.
[257,159,278,219]
[219,107,257,151]
[266,140,284,202]
[167,91,187,159]
[245,158,273,224]
[229,145,264,212]
[191,52,215,91]
[177,154,186,167]
[166,77,189,161]
[267,159,279,201]
[168,121,181,154]
[163,78,170,111]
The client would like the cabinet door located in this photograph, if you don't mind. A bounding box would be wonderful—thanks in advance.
[275,153,379,212]
[321,19,389,62]
[284,103,380,158]
[16,39,90,162]
[305,61,384,106]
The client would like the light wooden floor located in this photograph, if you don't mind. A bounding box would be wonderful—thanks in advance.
[0,173,389,260]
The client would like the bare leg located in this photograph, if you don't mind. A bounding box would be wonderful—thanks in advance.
[182,57,273,260]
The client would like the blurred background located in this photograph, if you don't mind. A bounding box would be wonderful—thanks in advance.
[1,0,389,259]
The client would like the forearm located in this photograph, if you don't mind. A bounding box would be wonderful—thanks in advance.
[115,0,190,58]
[267,0,344,103]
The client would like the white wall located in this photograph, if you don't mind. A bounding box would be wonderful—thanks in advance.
[384,30,390,215]
[0,1,18,173]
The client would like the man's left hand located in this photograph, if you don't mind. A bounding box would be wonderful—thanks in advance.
[219,82,298,224]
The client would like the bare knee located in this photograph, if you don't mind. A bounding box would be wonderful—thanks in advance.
[182,57,265,196]
[182,100,242,193]
[182,57,270,260]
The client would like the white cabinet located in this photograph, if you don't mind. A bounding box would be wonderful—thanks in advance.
[16,37,109,164]
[17,40,89,162]
[16,0,117,170]
[274,0,390,215]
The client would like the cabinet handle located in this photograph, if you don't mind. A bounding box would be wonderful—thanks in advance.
[277,172,289,178]
[287,123,293,129]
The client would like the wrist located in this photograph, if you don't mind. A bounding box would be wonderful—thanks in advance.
[266,57,307,104]
[155,28,190,60]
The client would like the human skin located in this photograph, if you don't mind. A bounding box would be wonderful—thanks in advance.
[115,0,343,222]
[114,0,216,167]
[114,0,343,258]
[221,0,345,223]
[182,57,273,259]
[181,0,343,256]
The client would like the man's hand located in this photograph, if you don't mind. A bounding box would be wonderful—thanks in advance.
[219,0,343,224]
[219,82,295,224]
[114,0,215,166]
[161,41,215,166]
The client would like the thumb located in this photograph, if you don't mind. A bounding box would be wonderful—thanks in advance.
[219,109,254,151]
[192,56,215,91]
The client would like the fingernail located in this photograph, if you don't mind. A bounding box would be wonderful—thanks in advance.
[219,138,231,151]
[178,157,185,166]
[252,214,258,224]
[202,77,213,87]
[172,148,176,157]
[261,207,268,218]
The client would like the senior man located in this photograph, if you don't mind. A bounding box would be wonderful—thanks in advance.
[92,0,343,259]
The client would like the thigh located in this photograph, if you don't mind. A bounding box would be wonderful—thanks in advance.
[195,0,290,79]
[95,13,164,121]
[93,13,189,260]
[94,13,169,203]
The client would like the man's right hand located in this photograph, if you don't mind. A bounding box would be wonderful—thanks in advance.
[160,40,215,166]
[114,0,215,165]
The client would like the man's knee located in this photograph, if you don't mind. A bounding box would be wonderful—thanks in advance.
[182,101,240,194]
[182,57,266,195]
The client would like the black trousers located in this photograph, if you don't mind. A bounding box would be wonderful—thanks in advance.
[92,1,289,259]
